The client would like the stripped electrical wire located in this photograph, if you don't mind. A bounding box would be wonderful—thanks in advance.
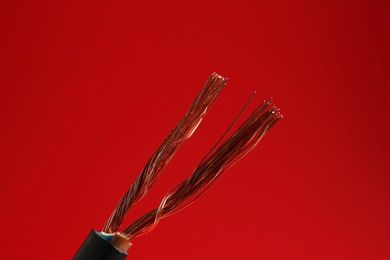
[74,73,282,260]
[122,97,282,239]
[103,73,227,234]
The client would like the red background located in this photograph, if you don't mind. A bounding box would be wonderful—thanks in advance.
[0,0,389,259]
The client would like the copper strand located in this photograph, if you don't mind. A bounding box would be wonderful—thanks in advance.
[122,98,282,239]
[103,73,228,233]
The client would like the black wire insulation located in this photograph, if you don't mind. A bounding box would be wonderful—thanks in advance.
[73,230,127,260]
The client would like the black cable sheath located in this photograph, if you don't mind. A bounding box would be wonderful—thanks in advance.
[73,229,127,260]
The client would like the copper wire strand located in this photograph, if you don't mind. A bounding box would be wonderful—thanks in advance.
[103,73,228,233]
[122,98,282,240]
[198,91,257,166]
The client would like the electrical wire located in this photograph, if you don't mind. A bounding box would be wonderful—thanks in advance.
[75,73,282,259]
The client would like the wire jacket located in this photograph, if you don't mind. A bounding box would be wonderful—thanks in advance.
[73,229,127,260]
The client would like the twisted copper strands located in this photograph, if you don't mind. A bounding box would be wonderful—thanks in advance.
[103,73,228,233]
[122,97,282,239]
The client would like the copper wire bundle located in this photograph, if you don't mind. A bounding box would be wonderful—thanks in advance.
[103,73,228,233]
[102,73,282,245]
[122,98,282,239]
